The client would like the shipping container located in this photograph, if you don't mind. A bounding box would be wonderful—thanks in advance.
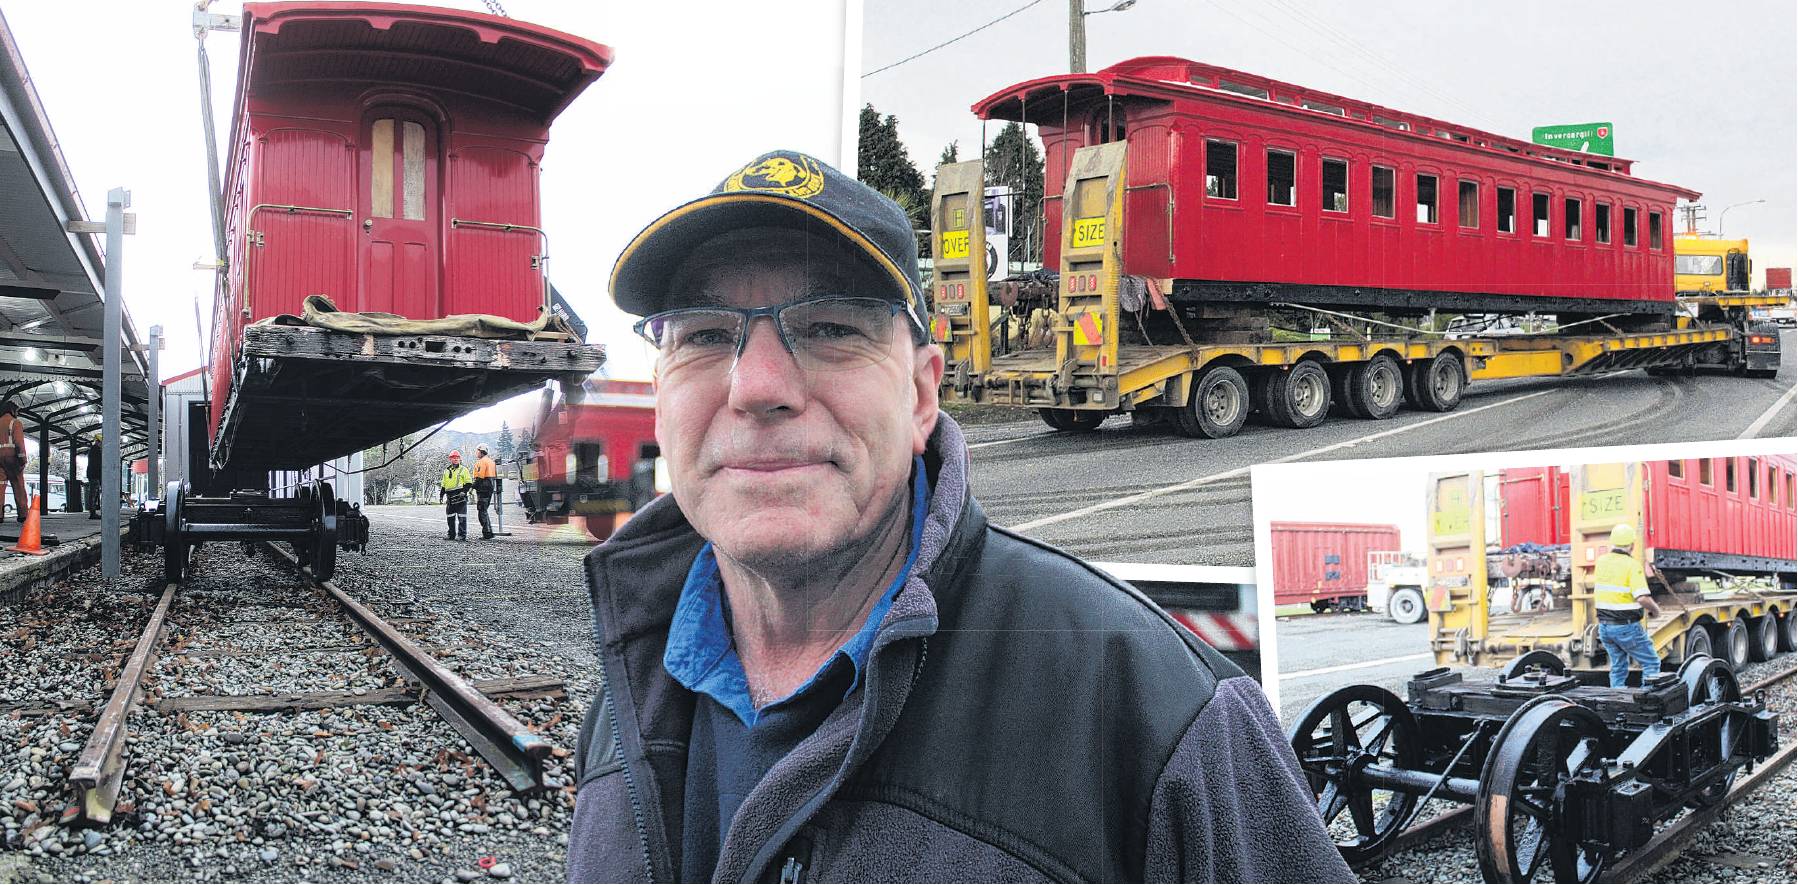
[1270,521,1401,610]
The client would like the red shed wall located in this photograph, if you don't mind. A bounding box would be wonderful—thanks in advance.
[1648,455,1798,561]
[1498,467,1570,547]
[1270,521,1402,606]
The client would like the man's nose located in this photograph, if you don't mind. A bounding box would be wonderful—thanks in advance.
[727,317,806,415]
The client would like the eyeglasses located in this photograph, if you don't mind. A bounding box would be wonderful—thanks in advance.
[633,296,924,374]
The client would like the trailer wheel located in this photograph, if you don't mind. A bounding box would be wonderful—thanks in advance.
[1475,696,1617,883]
[1712,619,1750,670]
[1405,352,1465,412]
[1746,615,1779,663]
[1174,366,1249,439]
[1683,624,1713,662]
[1388,588,1426,625]
[1343,355,1405,420]
[1285,684,1422,866]
[1038,408,1105,432]
[1258,360,1331,428]
[1778,610,1798,653]
[1676,654,1741,807]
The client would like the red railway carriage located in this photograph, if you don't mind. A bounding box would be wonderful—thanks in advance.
[520,379,660,539]
[1498,467,1571,547]
[974,57,1699,317]
[206,2,610,466]
[1270,521,1400,610]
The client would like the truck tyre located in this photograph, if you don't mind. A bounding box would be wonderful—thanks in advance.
[1683,624,1713,662]
[1039,408,1105,432]
[1389,587,1426,625]
[1258,360,1331,429]
[1175,365,1249,439]
[1343,355,1405,420]
[1405,352,1465,412]
[1713,620,1750,670]
[1778,610,1798,653]
[1746,615,1779,663]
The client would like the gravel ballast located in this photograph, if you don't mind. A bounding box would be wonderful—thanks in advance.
[1,511,598,884]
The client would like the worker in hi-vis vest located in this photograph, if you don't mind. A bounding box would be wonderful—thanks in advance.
[440,450,474,541]
[1594,522,1664,687]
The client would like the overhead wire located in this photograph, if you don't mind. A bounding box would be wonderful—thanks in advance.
[863,0,1048,78]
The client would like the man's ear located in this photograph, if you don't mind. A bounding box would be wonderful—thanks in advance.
[912,343,944,455]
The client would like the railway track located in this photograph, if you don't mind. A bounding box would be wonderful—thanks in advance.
[1365,663,1796,883]
[58,542,560,828]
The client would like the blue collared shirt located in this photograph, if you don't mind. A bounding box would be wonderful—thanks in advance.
[662,456,928,727]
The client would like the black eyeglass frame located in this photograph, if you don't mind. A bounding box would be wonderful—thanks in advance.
[632,295,928,362]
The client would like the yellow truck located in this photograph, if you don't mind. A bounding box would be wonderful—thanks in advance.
[1674,233,1752,294]
[927,148,1784,436]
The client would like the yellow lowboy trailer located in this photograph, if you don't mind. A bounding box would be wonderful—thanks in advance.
[927,145,1778,438]
[1424,466,1796,675]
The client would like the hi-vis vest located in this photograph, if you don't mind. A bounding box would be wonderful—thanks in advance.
[472,456,498,480]
[1593,550,1649,615]
[441,465,473,491]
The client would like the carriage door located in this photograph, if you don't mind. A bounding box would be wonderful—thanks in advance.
[360,112,440,317]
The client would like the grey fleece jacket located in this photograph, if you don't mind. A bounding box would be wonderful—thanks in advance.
[569,414,1354,883]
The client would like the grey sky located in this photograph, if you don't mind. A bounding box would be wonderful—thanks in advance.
[3,1,849,430]
[862,0,1796,286]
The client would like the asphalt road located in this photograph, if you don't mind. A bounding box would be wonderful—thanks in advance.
[964,329,1795,567]
[1269,610,1504,723]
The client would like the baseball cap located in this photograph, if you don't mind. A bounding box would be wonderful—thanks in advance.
[610,150,925,320]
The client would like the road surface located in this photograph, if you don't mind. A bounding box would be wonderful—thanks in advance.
[1269,610,1504,723]
[965,331,1795,567]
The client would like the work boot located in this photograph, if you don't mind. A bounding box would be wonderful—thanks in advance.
[446,517,456,540]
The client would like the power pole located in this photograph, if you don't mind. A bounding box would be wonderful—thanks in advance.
[1069,0,1086,73]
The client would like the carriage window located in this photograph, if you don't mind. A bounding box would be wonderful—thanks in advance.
[1266,149,1296,207]
[1415,174,1438,224]
[1218,80,1270,100]
[1532,192,1551,236]
[1787,471,1795,511]
[1205,139,1238,199]
[1624,207,1638,246]
[369,117,427,221]
[1668,459,1684,478]
[1699,458,1713,485]
[1749,458,1759,498]
[1595,202,1612,244]
[1371,166,1395,218]
[1564,197,1582,241]
[1321,158,1348,213]
[1649,212,1663,249]
[1497,187,1516,233]
[1725,458,1737,493]
[1768,465,1778,505]
[1372,116,1409,131]
[1458,179,1478,228]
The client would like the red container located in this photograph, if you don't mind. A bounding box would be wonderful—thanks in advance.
[1270,521,1402,607]
[975,58,1696,314]
[534,380,658,486]
[1767,267,1793,290]
[207,3,611,445]
[1498,467,1570,546]
[1648,454,1797,562]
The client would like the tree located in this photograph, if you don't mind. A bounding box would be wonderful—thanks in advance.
[857,104,928,230]
[938,140,959,167]
[984,123,1045,266]
[497,421,516,462]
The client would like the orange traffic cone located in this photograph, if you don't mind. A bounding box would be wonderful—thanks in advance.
[9,495,47,555]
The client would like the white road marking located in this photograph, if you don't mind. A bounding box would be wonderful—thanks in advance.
[1279,652,1433,681]
[1011,389,1557,532]
[1738,386,1797,439]
[967,433,1046,450]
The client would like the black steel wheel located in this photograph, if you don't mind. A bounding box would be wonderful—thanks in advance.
[311,481,338,581]
[1501,650,1568,682]
[1259,360,1332,429]
[1343,355,1405,420]
[1174,365,1249,439]
[1778,610,1798,653]
[1475,696,1617,883]
[1746,615,1778,663]
[1713,619,1750,670]
[1405,352,1466,412]
[1285,684,1423,867]
[162,481,187,584]
[1683,624,1713,662]
[1677,654,1742,807]
[1037,408,1105,432]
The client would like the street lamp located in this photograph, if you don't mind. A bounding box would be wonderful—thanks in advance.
[1718,199,1765,238]
[1070,0,1138,73]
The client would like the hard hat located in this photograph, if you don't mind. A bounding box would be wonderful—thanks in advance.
[1610,523,1637,548]
[476,444,489,453]
[448,450,462,460]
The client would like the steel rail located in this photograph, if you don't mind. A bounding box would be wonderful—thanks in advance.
[1597,741,1796,883]
[266,543,553,793]
[1369,663,1796,867]
[64,581,178,826]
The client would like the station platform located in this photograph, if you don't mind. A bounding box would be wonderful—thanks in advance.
[0,509,125,605]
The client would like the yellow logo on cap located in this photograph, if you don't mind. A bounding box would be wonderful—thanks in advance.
[725,155,825,199]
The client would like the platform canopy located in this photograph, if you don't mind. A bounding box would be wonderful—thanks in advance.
[0,9,153,458]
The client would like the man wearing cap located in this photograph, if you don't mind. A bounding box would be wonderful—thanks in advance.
[440,450,474,541]
[471,444,499,540]
[1594,522,1665,687]
[567,150,1352,883]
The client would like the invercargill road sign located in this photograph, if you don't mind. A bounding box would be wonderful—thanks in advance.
[1531,122,1614,156]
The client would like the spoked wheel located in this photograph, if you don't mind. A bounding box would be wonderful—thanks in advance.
[1475,695,1617,883]
[1286,684,1423,866]
[1501,649,1568,682]
[1677,654,1742,807]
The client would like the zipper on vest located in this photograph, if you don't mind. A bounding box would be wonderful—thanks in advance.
[776,832,815,883]
[604,680,658,881]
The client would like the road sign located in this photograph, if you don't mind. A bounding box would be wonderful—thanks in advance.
[1531,122,1614,157]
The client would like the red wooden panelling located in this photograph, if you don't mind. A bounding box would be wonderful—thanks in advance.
[1649,455,1797,561]
[1499,467,1570,547]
